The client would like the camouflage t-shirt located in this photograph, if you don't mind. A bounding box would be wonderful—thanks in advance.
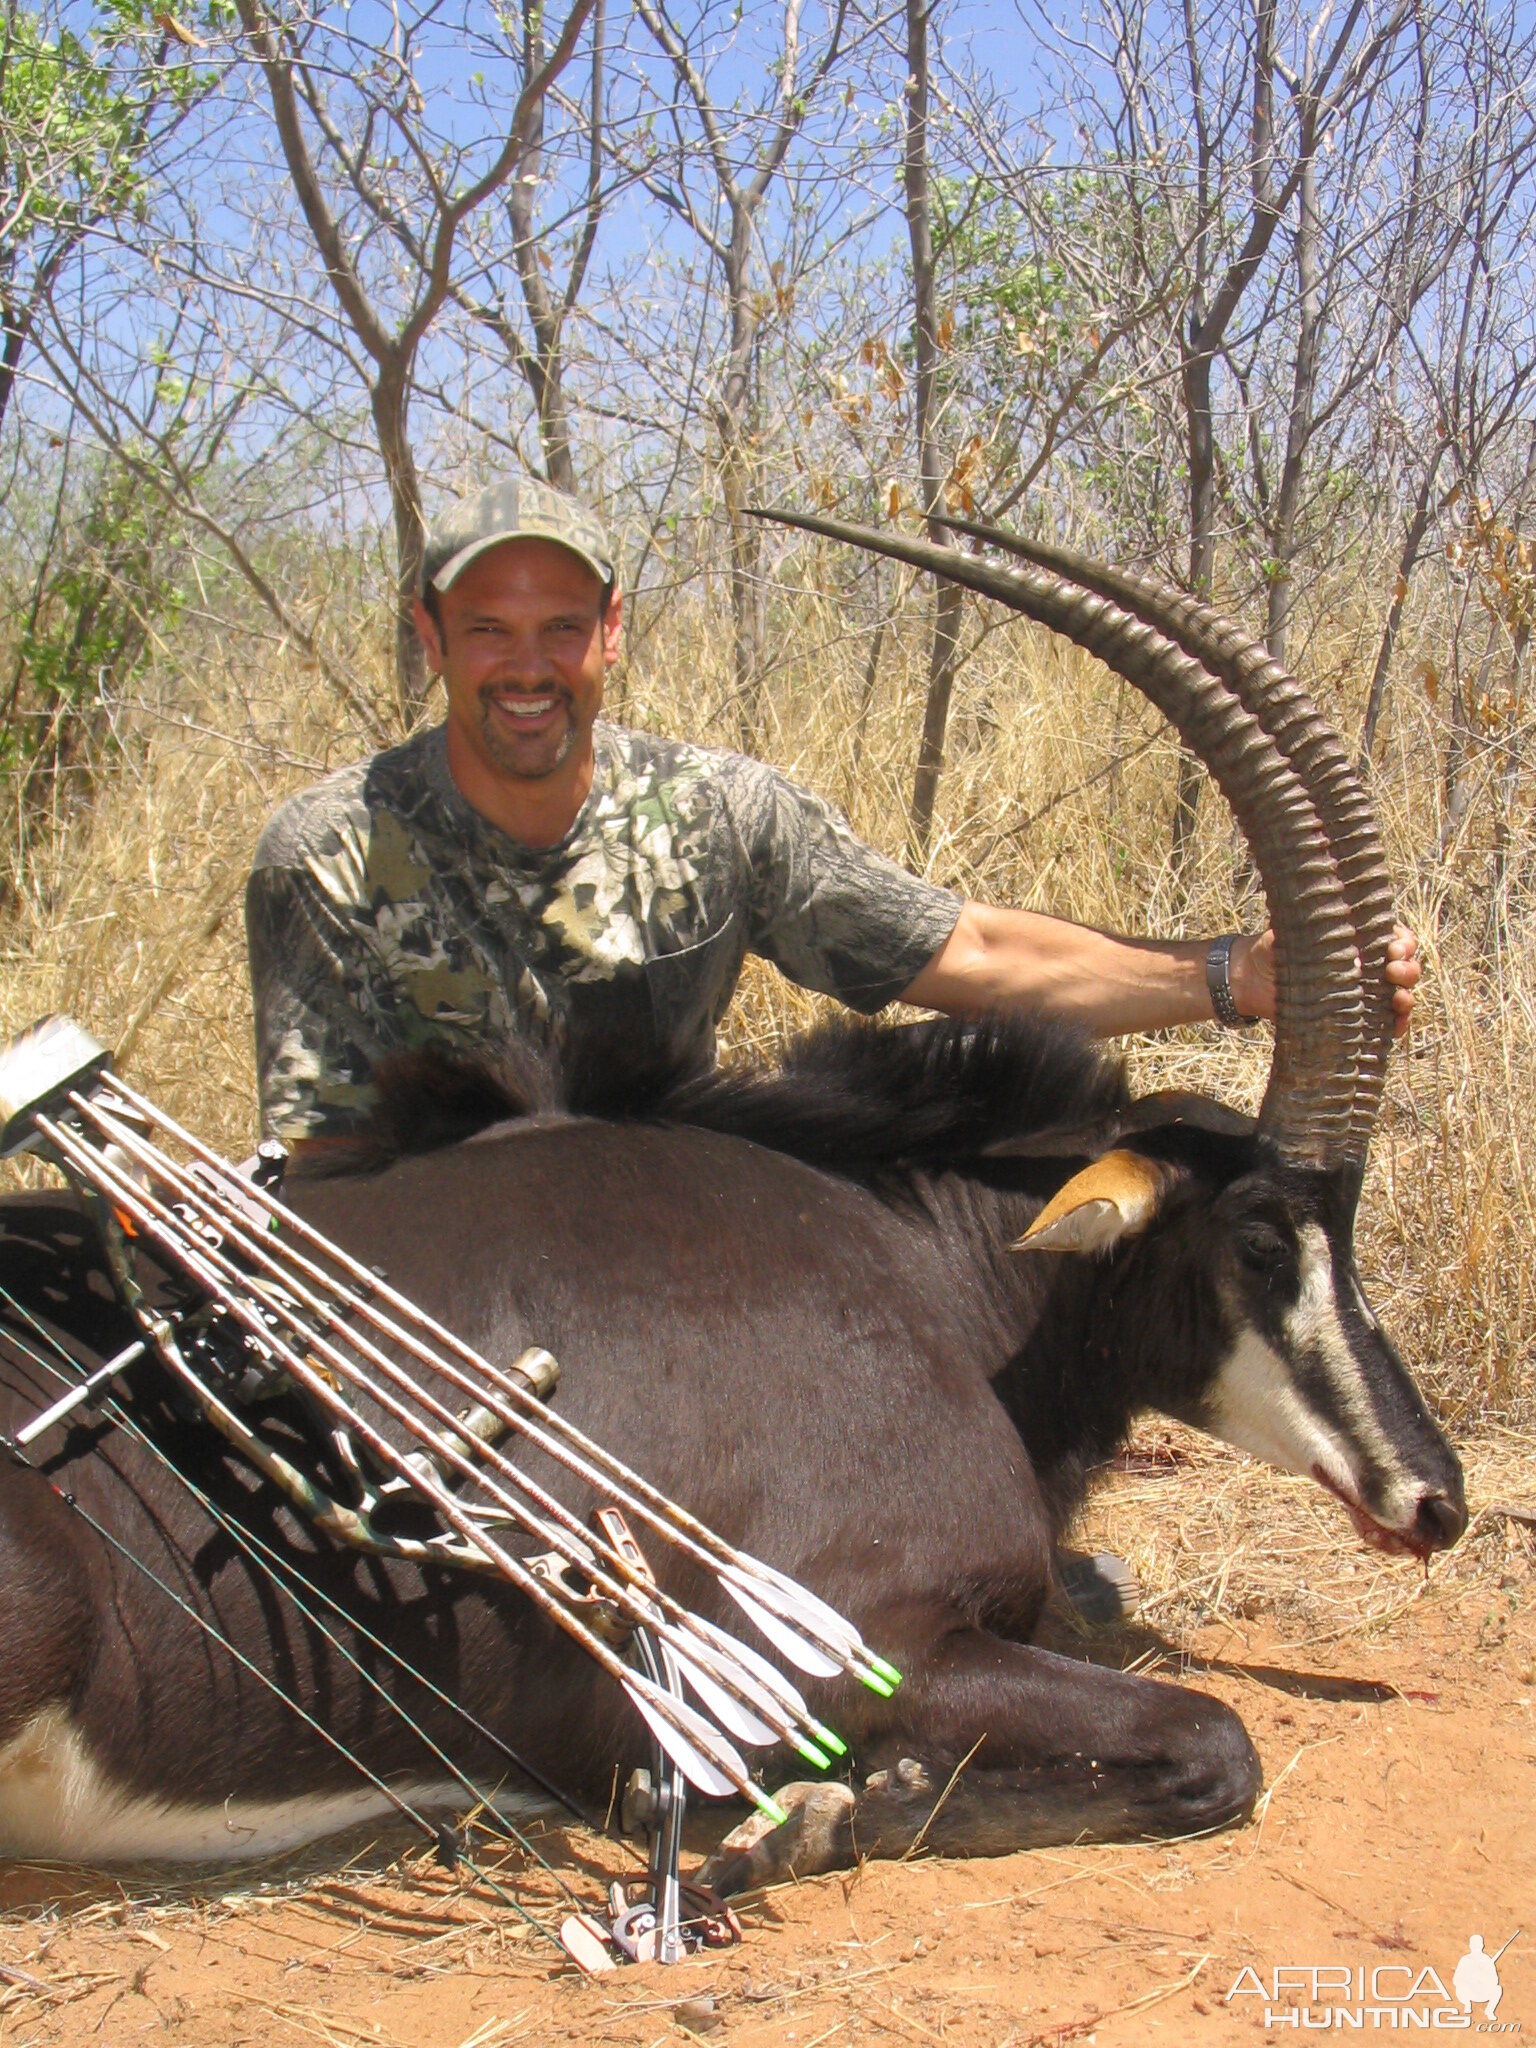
[246,721,961,1141]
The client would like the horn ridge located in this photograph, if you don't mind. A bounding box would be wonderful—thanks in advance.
[749,507,1361,1165]
[940,515,1395,1168]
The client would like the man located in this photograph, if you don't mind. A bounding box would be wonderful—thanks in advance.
[247,478,1420,1158]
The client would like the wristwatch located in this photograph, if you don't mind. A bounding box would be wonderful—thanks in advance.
[1206,934,1258,1029]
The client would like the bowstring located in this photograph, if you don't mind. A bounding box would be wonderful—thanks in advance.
[0,1284,595,1933]
[0,1275,590,1825]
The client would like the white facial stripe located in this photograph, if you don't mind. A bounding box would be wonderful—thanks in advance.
[1205,1325,1360,1494]
[0,1706,548,1863]
[1207,1223,1422,1529]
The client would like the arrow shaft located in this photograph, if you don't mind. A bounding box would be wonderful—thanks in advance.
[40,1115,765,1805]
[105,1077,870,1618]
[73,1094,816,1752]
[94,1079,882,1684]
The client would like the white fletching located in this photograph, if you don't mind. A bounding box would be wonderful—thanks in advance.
[622,1676,742,1800]
[751,1559,867,1655]
[721,1573,843,1679]
[692,1614,812,1725]
[673,1651,779,1748]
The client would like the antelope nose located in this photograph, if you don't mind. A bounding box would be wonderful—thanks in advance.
[1413,1491,1467,1551]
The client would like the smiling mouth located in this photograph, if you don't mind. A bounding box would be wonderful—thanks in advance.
[478,689,576,750]
[486,692,563,724]
[1312,1465,1429,1559]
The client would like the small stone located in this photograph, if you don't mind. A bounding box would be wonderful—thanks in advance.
[712,1808,779,1855]
[674,1994,722,2034]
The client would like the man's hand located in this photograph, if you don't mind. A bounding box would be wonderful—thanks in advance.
[1232,924,1421,1037]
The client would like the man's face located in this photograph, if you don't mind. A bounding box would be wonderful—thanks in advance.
[414,539,622,783]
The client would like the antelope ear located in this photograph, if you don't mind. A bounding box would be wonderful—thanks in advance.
[1011,1150,1181,1255]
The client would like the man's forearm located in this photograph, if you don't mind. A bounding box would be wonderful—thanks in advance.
[900,900,1249,1037]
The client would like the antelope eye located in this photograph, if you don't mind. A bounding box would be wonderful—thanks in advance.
[1236,1220,1289,1271]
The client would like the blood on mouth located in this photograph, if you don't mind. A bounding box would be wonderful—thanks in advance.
[1312,1465,1428,1560]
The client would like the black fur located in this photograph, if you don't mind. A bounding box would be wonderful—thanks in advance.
[363,1013,1131,1186]
[0,1011,1464,1879]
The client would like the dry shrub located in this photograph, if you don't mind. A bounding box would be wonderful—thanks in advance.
[0,629,369,1161]
[1,560,1531,1425]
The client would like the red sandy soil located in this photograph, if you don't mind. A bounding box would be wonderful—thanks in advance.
[2,1437,1532,2048]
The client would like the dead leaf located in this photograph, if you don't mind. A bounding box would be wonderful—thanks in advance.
[155,13,207,48]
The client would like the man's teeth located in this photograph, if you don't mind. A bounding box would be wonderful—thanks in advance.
[495,696,557,720]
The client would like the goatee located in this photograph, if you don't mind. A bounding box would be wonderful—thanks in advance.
[477,689,577,778]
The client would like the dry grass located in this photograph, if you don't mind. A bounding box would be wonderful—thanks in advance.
[0,1420,1529,2048]
[2,531,1533,2048]
[0,1828,583,2034]
[1,559,1532,1428]
[1074,1417,1536,1655]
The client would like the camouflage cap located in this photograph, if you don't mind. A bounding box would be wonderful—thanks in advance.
[421,477,616,595]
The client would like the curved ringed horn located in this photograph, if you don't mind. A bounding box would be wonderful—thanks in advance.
[940,516,1394,1174]
[751,506,1361,1167]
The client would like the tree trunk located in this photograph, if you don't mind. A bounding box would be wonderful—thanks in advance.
[1358,445,1443,764]
[0,231,78,445]
[628,0,840,744]
[910,585,963,856]
[1482,617,1530,962]
[847,579,886,800]
[0,304,28,445]
[904,0,962,860]
[540,372,577,495]
[1169,340,1218,873]
[512,332,577,494]
[716,216,763,744]
[371,366,428,715]
[719,429,764,743]
[234,0,596,719]
[1267,136,1321,670]
[506,0,600,493]
[508,212,579,493]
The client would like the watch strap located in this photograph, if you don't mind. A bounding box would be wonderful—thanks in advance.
[1206,934,1256,1028]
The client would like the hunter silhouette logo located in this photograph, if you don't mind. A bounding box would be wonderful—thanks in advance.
[1455,1932,1520,2022]
[1226,1929,1522,2031]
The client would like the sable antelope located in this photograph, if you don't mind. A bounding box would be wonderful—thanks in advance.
[0,523,1463,1885]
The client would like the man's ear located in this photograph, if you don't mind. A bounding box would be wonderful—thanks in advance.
[413,596,446,674]
[601,584,624,667]
[1011,1150,1184,1255]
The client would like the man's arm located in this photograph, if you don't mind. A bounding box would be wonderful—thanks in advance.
[246,861,396,1152]
[901,901,1421,1037]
